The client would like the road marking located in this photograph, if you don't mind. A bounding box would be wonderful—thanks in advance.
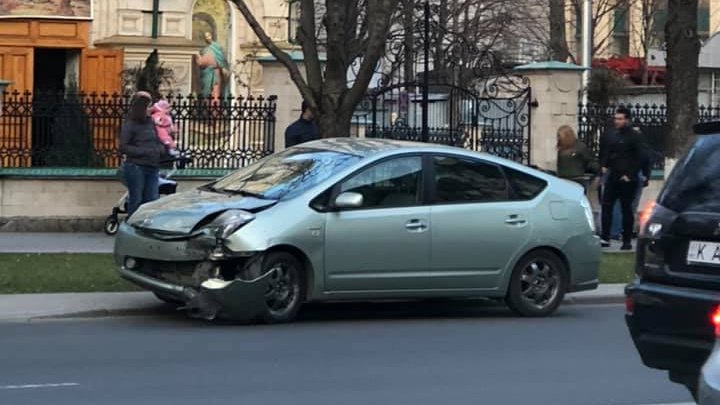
[0,383,79,390]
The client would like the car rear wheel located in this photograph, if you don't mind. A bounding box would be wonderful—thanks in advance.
[245,252,306,324]
[506,250,567,317]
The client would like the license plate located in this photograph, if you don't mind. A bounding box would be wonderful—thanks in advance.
[687,241,720,266]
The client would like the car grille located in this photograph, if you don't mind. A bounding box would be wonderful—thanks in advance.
[136,260,202,287]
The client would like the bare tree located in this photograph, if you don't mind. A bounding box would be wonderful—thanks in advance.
[549,0,571,61]
[665,0,700,156]
[231,0,401,137]
[566,0,631,59]
[630,0,666,84]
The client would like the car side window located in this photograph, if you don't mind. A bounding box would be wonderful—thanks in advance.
[432,156,508,203]
[340,156,422,208]
[504,167,547,201]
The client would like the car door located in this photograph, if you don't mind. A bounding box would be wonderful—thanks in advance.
[324,155,431,292]
[428,155,534,290]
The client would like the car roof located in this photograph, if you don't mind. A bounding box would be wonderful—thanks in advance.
[299,137,551,177]
[300,137,466,157]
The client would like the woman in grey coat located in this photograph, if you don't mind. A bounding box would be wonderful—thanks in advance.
[119,91,167,216]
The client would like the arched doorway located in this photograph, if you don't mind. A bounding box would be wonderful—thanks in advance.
[191,0,233,98]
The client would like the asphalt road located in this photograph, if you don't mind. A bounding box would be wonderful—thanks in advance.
[0,302,691,405]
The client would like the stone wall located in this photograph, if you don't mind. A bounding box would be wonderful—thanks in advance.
[0,178,207,231]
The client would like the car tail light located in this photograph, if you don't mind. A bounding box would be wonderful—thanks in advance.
[638,200,657,235]
[626,295,634,315]
[712,306,720,337]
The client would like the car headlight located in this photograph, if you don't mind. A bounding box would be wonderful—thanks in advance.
[580,196,596,232]
[209,209,255,239]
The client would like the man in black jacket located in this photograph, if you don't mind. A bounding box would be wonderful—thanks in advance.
[600,107,651,250]
[285,101,320,147]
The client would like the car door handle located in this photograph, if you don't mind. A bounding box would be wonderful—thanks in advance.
[405,219,428,232]
[505,215,527,225]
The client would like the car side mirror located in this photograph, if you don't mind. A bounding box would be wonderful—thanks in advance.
[334,192,364,209]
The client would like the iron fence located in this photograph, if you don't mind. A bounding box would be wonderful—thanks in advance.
[0,91,277,169]
[578,103,720,170]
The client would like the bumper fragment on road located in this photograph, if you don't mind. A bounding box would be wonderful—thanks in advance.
[0,382,79,390]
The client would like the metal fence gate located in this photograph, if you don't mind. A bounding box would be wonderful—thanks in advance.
[351,0,532,164]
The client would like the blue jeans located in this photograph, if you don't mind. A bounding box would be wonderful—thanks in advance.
[123,162,159,216]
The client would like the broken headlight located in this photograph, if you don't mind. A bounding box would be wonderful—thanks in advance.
[209,209,255,239]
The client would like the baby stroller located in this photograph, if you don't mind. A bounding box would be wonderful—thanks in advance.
[104,156,192,235]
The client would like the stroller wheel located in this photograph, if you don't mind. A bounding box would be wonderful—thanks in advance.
[104,215,120,236]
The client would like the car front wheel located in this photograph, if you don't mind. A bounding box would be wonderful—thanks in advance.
[506,250,567,317]
[243,252,306,324]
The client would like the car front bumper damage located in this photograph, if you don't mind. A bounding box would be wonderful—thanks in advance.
[119,265,273,321]
[115,223,274,321]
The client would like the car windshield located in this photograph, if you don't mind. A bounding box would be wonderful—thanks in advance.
[659,134,720,213]
[208,147,362,200]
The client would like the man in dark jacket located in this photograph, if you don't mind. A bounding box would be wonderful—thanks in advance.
[285,101,320,147]
[600,107,650,250]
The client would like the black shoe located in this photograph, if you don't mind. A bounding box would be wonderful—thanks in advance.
[620,243,633,251]
[601,239,611,248]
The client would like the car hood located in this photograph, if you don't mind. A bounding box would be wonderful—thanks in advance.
[128,190,277,234]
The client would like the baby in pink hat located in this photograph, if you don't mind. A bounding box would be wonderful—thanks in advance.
[150,100,179,156]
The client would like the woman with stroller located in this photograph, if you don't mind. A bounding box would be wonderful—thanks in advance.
[119,91,168,216]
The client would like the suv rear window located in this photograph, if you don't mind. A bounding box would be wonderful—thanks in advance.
[659,135,720,212]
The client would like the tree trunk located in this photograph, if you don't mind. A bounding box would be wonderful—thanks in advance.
[665,0,700,157]
[549,0,571,62]
[317,108,352,139]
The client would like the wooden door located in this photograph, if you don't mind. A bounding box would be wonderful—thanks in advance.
[0,47,33,167]
[81,48,124,167]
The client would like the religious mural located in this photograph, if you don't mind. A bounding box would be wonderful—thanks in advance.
[0,0,91,19]
[192,0,232,99]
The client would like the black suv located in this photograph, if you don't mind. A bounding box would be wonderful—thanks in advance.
[626,122,720,398]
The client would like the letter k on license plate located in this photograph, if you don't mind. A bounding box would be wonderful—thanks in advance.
[687,241,720,266]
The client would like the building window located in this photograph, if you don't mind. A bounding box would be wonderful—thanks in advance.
[613,6,629,36]
[699,0,710,39]
[288,1,300,45]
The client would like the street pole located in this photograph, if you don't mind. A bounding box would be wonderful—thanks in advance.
[422,0,430,143]
[581,0,592,105]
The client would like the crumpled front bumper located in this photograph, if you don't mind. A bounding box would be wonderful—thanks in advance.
[119,266,273,321]
[115,222,273,321]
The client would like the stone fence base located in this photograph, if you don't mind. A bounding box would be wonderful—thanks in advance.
[0,177,208,232]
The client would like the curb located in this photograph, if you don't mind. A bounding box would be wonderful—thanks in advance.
[563,294,625,306]
[9,293,627,322]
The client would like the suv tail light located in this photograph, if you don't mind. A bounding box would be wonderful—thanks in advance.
[626,295,634,315]
[712,306,720,337]
[638,200,657,236]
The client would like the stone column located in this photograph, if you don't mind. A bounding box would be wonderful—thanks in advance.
[514,62,584,171]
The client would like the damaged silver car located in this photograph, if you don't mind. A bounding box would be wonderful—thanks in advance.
[114,138,599,323]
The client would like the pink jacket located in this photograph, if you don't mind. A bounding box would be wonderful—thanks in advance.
[150,100,177,149]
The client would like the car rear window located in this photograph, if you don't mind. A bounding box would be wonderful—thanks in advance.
[503,167,547,200]
[659,135,720,213]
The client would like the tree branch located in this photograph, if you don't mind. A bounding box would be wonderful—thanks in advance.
[231,0,317,107]
[298,0,323,97]
[343,0,401,113]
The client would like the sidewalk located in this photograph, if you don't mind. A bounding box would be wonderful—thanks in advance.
[0,286,626,321]
[0,292,168,321]
[0,233,114,253]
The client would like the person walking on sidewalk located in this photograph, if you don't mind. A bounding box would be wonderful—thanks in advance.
[119,91,168,216]
[556,125,597,190]
[600,107,650,250]
[285,101,320,147]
